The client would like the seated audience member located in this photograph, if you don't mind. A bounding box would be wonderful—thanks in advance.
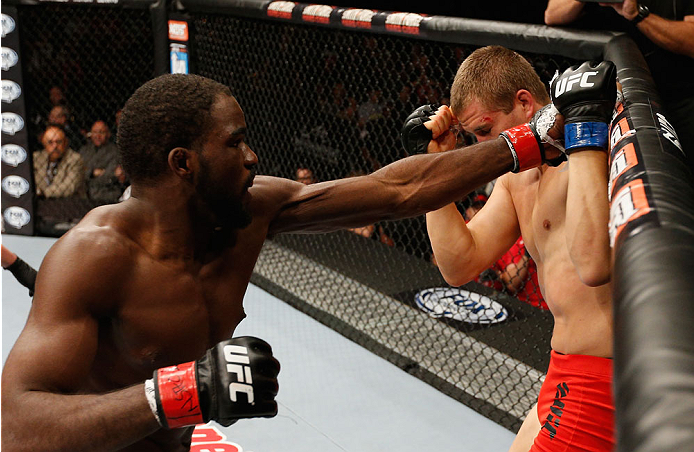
[33,125,85,198]
[295,166,318,185]
[545,0,694,171]
[47,105,84,149]
[80,120,127,203]
[464,192,547,310]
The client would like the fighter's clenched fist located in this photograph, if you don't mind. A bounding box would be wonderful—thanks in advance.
[147,336,280,429]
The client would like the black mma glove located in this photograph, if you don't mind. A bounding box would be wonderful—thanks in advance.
[550,60,617,153]
[400,104,438,154]
[146,336,280,429]
[499,104,567,172]
[5,256,37,297]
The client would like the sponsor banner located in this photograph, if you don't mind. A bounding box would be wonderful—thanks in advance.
[168,20,188,41]
[1,13,15,38]
[3,205,31,230]
[1,6,34,235]
[170,43,189,74]
[1,46,19,71]
[1,79,22,103]
[192,423,245,452]
[341,8,375,29]
[302,4,333,24]
[265,2,429,35]
[2,111,24,135]
[2,144,28,167]
[609,179,657,248]
[267,1,296,19]
[609,140,642,200]
[609,108,634,151]
[384,12,426,34]
[653,111,685,160]
[414,287,508,324]
[2,175,30,198]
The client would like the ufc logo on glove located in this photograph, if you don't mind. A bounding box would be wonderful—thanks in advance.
[148,336,280,429]
[553,71,599,97]
[224,344,255,404]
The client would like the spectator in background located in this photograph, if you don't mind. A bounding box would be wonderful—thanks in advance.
[294,166,394,245]
[295,166,318,185]
[48,105,84,149]
[114,108,123,135]
[33,125,85,199]
[545,0,694,171]
[80,120,127,203]
[463,192,548,310]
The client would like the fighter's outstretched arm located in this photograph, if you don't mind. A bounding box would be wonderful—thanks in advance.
[1,232,160,451]
[264,136,522,235]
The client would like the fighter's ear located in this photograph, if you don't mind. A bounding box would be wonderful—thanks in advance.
[168,147,195,179]
[515,89,536,120]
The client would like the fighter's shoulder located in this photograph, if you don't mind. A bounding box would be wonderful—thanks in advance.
[45,206,135,276]
[503,166,543,190]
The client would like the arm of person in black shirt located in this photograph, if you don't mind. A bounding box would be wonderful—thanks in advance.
[605,0,694,58]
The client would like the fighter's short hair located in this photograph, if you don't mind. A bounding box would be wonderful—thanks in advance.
[117,74,232,183]
[450,46,550,116]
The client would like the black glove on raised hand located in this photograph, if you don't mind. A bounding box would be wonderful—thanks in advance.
[550,60,617,153]
[148,336,280,429]
[400,104,438,155]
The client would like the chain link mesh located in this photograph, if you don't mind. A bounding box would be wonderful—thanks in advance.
[193,14,579,430]
[15,3,583,432]
[17,4,154,235]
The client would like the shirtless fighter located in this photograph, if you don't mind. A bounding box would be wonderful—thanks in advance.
[2,70,599,451]
[419,46,616,450]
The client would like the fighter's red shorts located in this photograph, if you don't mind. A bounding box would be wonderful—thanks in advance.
[530,350,615,452]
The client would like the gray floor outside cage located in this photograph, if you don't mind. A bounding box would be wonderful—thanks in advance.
[254,240,545,422]
[2,233,515,452]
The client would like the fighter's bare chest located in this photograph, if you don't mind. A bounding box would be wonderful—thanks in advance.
[105,257,252,373]
[512,166,568,260]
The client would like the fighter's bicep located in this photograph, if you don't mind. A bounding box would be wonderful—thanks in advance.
[466,177,521,264]
[5,304,99,393]
[5,232,125,392]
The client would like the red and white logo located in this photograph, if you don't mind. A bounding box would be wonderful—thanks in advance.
[267,1,295,19]
[192,424,244,452]
[168,20,189,41]
[342,9,375,28]
[385,12,425,34]
[302,5,333,24]
[609,179,653,247]
[609,142,639,199]
[610,115,634,150]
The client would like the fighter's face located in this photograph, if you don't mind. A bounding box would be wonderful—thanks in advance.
[195,94,258,229]
[457,98,527,143]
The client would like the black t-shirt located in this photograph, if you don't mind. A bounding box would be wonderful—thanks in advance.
[570,0,694,101]
[638,0,694,101]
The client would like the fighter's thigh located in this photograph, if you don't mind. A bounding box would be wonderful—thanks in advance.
[507,402,541,452]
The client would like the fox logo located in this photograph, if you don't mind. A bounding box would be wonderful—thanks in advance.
[553,71,599,97]
[224,345,255,404]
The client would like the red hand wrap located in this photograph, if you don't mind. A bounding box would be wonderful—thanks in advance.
[155,361,204,428]
[503,124,542,172]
